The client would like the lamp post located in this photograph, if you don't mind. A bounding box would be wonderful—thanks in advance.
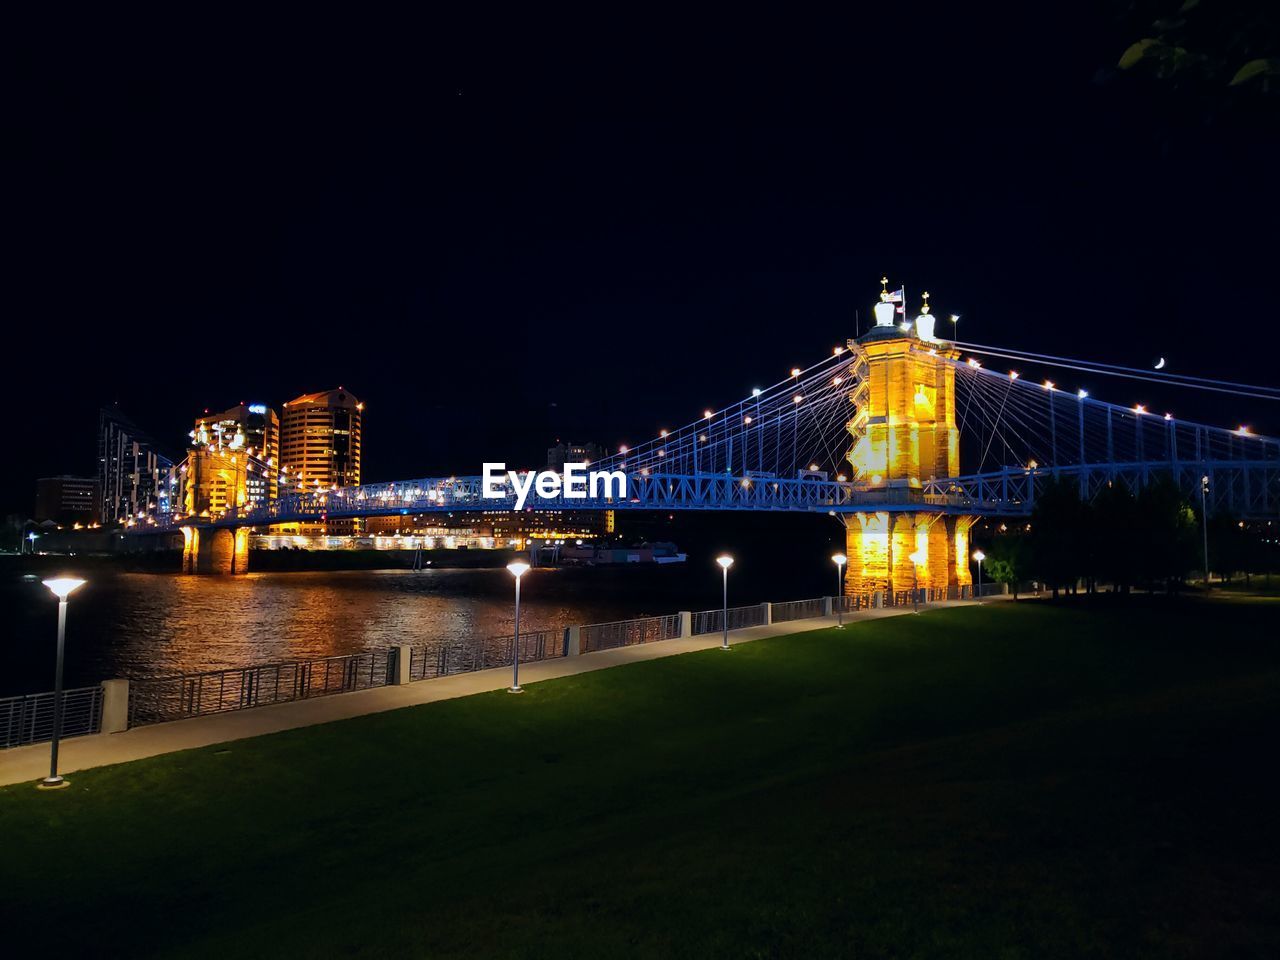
[1200,475,1211,590]
[972,550,986,601]
[505,561,530,693]
[716,555,734,650]
[27,531,38,554]
[908,549,927,613]
[832,554,847,627]
[39,578,86,790]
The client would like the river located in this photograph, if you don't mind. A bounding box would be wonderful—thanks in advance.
[3,531,841,695]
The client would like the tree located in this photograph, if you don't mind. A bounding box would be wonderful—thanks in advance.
[1029,478,1086,598]
[987,530,1030,600]
[1091,482,1141,594]
[1133,474,1198,592]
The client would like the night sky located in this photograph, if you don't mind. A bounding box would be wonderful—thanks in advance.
[10,8,1278,516]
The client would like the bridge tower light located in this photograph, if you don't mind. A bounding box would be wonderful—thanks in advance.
[873,276,897,327]
[914,292,937,343]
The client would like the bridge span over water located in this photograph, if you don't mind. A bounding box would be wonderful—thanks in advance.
[138,296,1280,581]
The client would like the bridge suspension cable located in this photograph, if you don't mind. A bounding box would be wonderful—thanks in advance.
[592,346,862,481]
[940,349,1278,476]
[950,340,1280,403]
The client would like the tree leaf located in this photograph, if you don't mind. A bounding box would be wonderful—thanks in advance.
[1119,38,1160,70]
[1229,59,1278,86]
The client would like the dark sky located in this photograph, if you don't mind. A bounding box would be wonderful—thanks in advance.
[9,8,1278,515]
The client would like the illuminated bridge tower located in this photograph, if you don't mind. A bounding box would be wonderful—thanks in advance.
[842,282,975,598]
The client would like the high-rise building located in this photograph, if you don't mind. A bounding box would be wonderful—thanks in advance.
[546,440,605,471]
[191,402,280,506]
[98,407,175,525]
[278,388,363,534]
[35,476,99,524]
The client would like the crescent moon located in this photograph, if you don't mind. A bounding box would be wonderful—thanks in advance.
[1154,357,1166,369]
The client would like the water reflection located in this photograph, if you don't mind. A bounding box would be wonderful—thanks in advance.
[4,566,734,693]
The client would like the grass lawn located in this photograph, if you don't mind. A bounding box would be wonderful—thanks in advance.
[3,597,1279,958]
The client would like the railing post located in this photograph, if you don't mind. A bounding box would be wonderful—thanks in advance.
[392,645,412,684]
[565,625,582,657]
[679,611,692,637]
[763,602,773,626]
[100,679,130,734]
[822,596,833,617]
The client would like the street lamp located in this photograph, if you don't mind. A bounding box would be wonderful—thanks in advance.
[972,550,986,601]
[831,554,847,627]
[1201,475,1211,590]
[505,561,530,693]
[716,555,734,650]
[908,549,927,613]
[27,531,38,554]
[38,577,86,790]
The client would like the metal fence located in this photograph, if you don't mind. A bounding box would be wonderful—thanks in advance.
[128,650,395,726]
[408,630,559,682]
[691,603,769,636]
[1,686,103,748]
[580,614,682,652]
[770,597,826,623]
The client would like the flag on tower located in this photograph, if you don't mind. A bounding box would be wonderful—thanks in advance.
[885,287,904,303]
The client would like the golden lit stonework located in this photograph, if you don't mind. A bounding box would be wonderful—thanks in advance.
[842,284,975,598]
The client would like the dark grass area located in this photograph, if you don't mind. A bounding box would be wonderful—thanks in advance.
[3,597,1279,958]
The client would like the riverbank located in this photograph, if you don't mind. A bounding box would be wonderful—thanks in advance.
[3,596,1278,957]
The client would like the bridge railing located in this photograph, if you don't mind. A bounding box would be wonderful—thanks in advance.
[691,603,770,635]
[1,686,103,749]
[579,615,682,653]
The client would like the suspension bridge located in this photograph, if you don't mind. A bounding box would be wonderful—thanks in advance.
[146,284,1280,585]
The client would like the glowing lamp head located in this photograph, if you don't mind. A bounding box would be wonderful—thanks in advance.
[832,554,847,567]
[752,388,762,397]
[506,561,531,578]
[43,578,86,600]
[1078,389,1088,399]
[972,550,986,563]
[704,409,714,419]
[790,367,801,377]
[716,555,734,570]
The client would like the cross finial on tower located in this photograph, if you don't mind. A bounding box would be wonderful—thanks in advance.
[880,276,890,301]
[920,291,931,315]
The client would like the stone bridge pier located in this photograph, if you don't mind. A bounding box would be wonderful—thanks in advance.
[181,526,250,575]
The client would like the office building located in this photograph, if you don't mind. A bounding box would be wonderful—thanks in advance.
[277,388,363,534]
[34,476,99,525]
[98,406,176,525]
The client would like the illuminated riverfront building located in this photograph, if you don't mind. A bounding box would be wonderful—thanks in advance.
[277,388,363,535]
[97,406,176,525]
[841,282,974,598]
[360,509,608,548]
[191,403,280,508]
[34,476,99,524]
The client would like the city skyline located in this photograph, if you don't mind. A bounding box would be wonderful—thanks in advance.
[9,9,1277,518]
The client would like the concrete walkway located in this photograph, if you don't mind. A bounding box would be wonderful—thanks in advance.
[0,601,985,787]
